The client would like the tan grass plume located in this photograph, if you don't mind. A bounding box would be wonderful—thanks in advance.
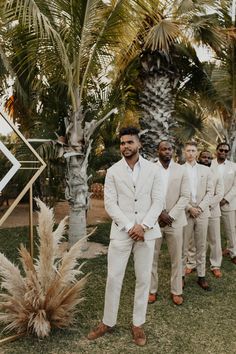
[0,199,90,338]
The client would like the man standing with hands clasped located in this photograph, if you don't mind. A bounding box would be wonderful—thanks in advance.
[182,142,213,290]
[87,127,163,346]
[149,141,190,306]
[211,143,236,264]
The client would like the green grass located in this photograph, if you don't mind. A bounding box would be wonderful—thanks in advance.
[0,223,236,354]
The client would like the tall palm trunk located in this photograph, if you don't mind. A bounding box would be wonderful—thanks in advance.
[139,51,178,160]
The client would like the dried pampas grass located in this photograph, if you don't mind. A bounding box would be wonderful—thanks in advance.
[0,199,92,338]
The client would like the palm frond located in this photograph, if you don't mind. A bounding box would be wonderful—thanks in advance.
[144,19,181,52]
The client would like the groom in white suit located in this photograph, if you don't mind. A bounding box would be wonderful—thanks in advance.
[88,127,163,346]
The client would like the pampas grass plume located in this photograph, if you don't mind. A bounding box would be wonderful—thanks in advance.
[0,200,89,338]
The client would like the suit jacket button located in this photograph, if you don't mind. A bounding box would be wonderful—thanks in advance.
[135,211,137,214]
[134,199,137,202]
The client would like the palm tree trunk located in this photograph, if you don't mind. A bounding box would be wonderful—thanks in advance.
[65,154,89,247]
[139,71,178,160]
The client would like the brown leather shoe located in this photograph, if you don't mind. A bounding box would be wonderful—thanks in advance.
[87,322,113,340]
[132,325,146,346]
[171,294,183,305]
[211,268,222,278]
[222,248,230,257]
[185,267,196,275]
[197,277,211,291]
[148,293,157,304]
[231,257,236,264]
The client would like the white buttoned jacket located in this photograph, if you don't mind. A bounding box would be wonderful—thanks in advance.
[104,156,163,241]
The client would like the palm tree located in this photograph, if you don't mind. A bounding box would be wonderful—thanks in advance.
[114,0,226,159]
[0,0,159,245]
[174,1,236,161]
[201,0,236,160]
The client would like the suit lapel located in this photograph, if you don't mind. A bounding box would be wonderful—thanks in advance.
[120,159,135,192]
[135,156,148,193]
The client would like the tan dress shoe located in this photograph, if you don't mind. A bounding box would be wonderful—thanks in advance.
[211,268,222,278]
[148,293,157,304]
[132,325,146,346]
[87,322,113,340]
[171,294,183,305]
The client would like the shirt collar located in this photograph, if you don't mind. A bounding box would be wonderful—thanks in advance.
[123,155,142,170]
[157,159,173,169]
[185,161,197,168]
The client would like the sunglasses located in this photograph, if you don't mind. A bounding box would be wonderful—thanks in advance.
[218,148,229,153]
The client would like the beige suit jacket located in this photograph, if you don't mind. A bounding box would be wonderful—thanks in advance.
[162,162,190,228]
[185,163,213,219]
[209,171,224,218]
[211,159,236,212]
[104,156,164,241]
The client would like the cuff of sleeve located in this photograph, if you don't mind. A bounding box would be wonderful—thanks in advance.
[124,223,134,233]
[141,221,153,229]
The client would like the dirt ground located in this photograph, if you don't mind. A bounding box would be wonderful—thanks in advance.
[0,199,111,258]
[0,198,110,228]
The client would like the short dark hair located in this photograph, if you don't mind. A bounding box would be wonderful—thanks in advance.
[216,142,230,151]
[157,140,173,150]
[184,141,198,148]
[199,150,212,158]
[119,126,140,139]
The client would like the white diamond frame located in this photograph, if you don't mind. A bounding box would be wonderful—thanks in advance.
[0,141,21,193]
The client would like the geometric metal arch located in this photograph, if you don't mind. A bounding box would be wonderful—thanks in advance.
[0,112,46,256]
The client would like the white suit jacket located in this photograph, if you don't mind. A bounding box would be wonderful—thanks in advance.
[104,156,164,241]
[211,159,236,212]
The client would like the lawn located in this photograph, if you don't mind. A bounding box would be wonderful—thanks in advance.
[0,223,236,354]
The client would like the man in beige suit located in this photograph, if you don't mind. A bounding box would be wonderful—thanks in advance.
[211,143,236,265]
[198,151,224,277]
[87,127,163,346]
[182,142,213,290]
[149,141,190,305]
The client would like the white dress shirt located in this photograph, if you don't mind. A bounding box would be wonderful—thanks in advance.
[185,162,198,203]
[216,160,226,177]
[157,160,171,208]
[124,157,141,232]
[124,158,141,185]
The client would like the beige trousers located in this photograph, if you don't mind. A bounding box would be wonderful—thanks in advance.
[103,238,155,327]
[186,217,222,270]
[182,216,208,277]
[186,233,196,270]
[221,210,236,258]
[208,217,222,269]
[150,226,183,296]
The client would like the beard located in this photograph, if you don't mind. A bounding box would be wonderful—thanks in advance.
[122,148,139,158]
